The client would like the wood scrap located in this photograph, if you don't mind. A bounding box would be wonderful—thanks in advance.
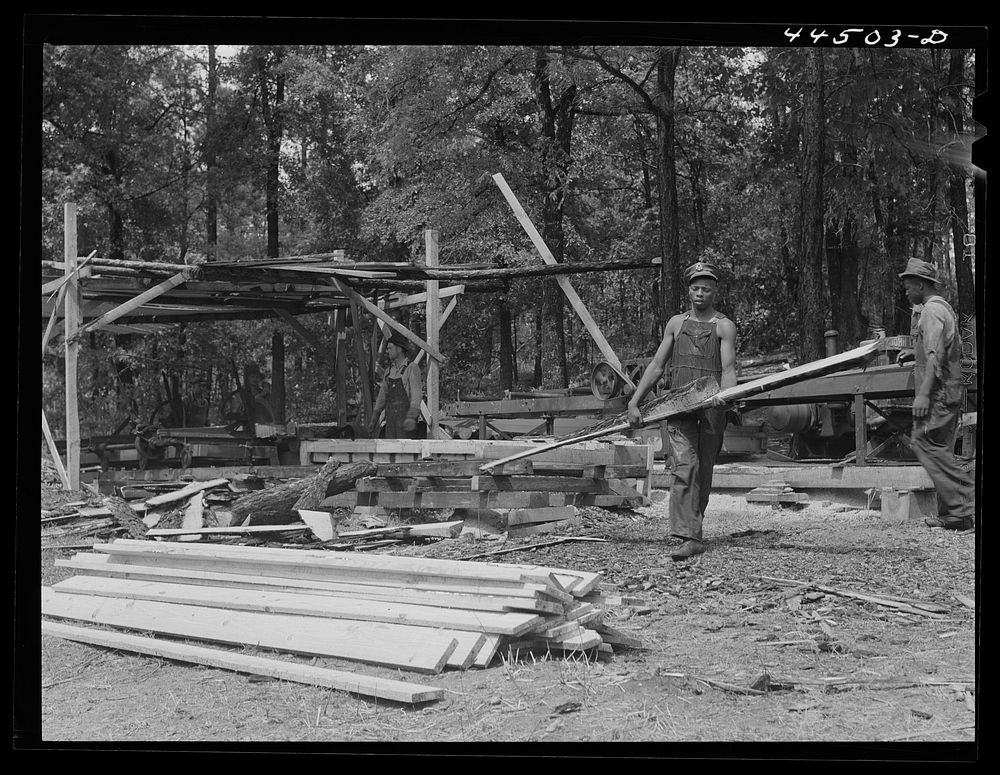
[101,496,149,539]
[143,478,230,508]
[756,575,949,618]
[457,536,607,561]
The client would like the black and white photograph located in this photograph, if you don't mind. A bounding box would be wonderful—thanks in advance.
[20,16,984,756]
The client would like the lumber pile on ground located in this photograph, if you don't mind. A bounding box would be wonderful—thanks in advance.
[345,442,654,526]
[44,539,640,699]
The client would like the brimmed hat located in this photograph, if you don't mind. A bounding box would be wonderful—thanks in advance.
[898,258,939,284]
[384,330,411,350]
[684,261,719,283]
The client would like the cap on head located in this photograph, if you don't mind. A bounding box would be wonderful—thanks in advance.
[898,258,939,284]
[685,261,719,284]
[385,330,411,351]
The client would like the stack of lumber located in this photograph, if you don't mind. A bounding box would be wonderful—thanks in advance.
[745,481,810,506]
[44,539,638,693]
[350,450,652,520]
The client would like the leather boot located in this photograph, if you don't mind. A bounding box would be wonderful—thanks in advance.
[670,539,707,561]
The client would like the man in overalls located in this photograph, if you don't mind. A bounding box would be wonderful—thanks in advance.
[627,262,738,560]
[896,258,975,530]
[370,330,424,439]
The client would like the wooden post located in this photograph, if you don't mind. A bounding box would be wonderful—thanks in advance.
[854,393,867,466]
[348,297,373,427]
[425,230,441,439]
[63,203,81,490]
[271,331,285,423]
[41,410,71,490]
[333,310,348,428]
[492,173,635,391]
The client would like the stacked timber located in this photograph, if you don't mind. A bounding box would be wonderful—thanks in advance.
[44,539,639,687]
[331,440,654,522]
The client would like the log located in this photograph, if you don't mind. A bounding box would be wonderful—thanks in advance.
[102,496,148,540]
[230,459,375,525]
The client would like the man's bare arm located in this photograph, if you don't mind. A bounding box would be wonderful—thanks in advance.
[627,317,679,424]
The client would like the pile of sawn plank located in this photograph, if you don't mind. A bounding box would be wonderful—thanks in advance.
[42,539,641,704]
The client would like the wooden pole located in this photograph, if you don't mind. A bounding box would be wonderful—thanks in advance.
[41,410,71,490]
[854,393,867,466]
[271,330,285,423]
[63,203,81,490]
[492,173,635,391]
[70,270,192,340]
[333,310,348,428]
[425,230,441,439]
[332,278,446,363]
[348,297,374,427]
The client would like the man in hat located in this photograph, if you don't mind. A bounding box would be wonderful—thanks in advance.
[370,328,424,439]
[896,258,975,530]
[626,261,738,560]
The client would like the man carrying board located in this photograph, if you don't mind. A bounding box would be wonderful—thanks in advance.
[627,262,738,560]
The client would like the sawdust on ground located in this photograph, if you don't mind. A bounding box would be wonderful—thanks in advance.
[33,458,979,751]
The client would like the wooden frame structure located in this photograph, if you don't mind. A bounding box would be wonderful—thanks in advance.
[44,179,658,488]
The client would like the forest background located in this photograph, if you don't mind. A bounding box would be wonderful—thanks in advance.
[34,28,983,440]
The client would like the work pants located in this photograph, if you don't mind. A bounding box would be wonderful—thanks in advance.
[662,407,727,541]
[911,400,975,522]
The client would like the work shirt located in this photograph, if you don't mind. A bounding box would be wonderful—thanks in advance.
[910,296,963,408]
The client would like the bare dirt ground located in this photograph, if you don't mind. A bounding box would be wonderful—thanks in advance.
[28,457,979,757]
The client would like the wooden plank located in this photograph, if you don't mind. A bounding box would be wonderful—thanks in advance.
[143,478,230,507]
[492,173,631,386]
[42,587,458,674]
[387,284,465,308]
[471,634,505,668]
[97,539,594,598]
[376,460,534,477]
[356,475,602,493]
[445,631,488,670]
[41,620,443,704]
[179,493,204,542]
[506,506,578,527]
[145,524,311,537]
[369,491,567,510]
[651,463,936,492]
[53,576,545,636]
[333,278,446,363]
[42,282,69,355]
[56,556,562,613]
[425,229,441,437]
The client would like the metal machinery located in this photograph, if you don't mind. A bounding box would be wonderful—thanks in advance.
[739,327,978,464]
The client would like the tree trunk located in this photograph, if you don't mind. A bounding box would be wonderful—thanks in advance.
[257,47,285,259]
[231,459,376,525]
[655,47,681,325]
[205,44,219,261]
[533,46,577,389]
[825,212,868,347]
[797,49,827,362]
